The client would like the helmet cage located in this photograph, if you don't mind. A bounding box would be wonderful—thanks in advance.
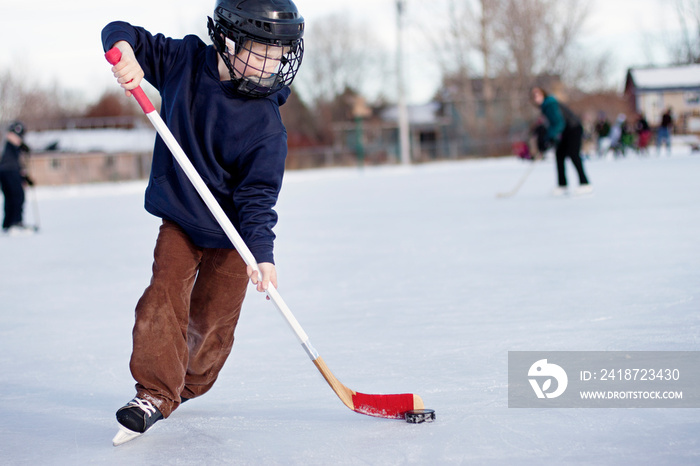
[207,3,304,98]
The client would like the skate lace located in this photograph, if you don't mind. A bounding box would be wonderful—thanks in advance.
[129,397,157,417]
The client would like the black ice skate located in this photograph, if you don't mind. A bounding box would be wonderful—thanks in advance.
[112,397,163,446]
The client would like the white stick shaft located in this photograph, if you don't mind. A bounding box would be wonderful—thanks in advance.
[145,111,317,358]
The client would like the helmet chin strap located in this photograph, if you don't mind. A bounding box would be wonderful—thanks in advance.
[243,73,280,88]
[208,17,237,81]
[235,74,282,96]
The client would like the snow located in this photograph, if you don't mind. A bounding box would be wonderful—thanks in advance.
[628,64,700,90]
[1,148,699,465]
[24,127,157,154]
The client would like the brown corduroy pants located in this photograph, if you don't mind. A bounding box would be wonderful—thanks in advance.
[130,220,248,418]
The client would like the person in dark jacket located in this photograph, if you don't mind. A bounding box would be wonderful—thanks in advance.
[635,113,651,155]
[530,86,592,195]
[594,112,611,156]
[102,0,305,444]
[0,121,33,233]
[656,107,673,155]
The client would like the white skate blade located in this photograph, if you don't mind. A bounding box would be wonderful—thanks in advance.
[112,425,142,446]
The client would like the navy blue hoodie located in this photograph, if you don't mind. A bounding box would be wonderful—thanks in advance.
[102,21,289,264]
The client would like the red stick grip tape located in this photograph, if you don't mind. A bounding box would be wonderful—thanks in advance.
[104,47,156,114]
[105,47,122,65]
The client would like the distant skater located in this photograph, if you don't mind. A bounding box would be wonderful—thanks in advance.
[656,107,673,155]
[530,86,592,195]
[635,113,651,155]
[0,121,33,233]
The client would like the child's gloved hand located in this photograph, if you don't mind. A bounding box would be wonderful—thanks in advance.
[110,41,145,97]
[247,262,278,299]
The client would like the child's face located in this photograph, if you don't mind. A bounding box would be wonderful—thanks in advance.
[226,38,286,81]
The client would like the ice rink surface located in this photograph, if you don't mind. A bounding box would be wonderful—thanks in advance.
[1,149,698,465]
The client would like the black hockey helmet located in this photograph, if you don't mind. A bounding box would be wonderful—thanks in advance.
[7,121,25,137]
[208,0,305,98]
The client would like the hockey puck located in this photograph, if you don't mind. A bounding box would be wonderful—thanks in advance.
[404,409,436,423]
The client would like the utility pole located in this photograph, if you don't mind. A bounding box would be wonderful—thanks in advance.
[396,0,411,165]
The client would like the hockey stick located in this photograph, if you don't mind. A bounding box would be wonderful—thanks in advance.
[495,160,537,198]
[105,48,423,419]
[28,185,41,231]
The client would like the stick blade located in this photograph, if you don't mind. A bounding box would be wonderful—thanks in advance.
[312,356,425,419]
[351,392,424,419]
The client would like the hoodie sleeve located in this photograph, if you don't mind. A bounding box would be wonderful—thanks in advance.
[101,21,187,93]
[231,128,288,265]
[541,97,566,142]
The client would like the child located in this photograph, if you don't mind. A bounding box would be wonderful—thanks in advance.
[634,113,651,155]
[0,121,33,233]
[102,0,304,445]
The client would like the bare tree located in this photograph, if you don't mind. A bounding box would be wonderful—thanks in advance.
[668,0,700,63]
[419,0,502,142]
[0,70,26,126]
[0,71,77,131]
[477,0,500,113]
[296,12,387,107]
[496,0,591,91]
[293,12,390,143]
[418,0,598,154]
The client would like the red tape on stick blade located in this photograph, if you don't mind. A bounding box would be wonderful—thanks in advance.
[351,393,416,419]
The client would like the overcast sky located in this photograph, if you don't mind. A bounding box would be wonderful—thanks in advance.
[0,0,680,105]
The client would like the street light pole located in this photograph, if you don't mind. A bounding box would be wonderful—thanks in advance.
[396,0,411,165]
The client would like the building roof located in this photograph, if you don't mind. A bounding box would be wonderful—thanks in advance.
[381,102,443,126]
[628,64,700,91]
